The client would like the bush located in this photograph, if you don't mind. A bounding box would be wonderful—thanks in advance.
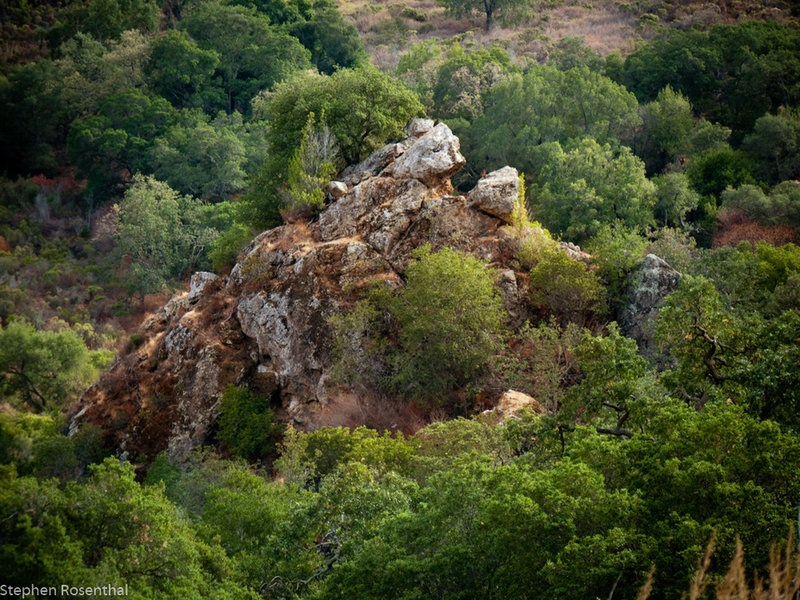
[528,247,605,325]
[388,246,506,401]
[216,385,282,461]
[208,223,255,273]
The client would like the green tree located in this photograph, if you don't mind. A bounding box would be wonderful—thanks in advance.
[561,323,653,433]
[636,85,695,173]
[67,90,176,198]
[0,458,259,597]
[145,29,222,111]
[388,246,505,401]
[115,175,220,297]
[527,246,605,325]
[180,3,311,113]
[438,0,525,30]
[216,385,282,461]
[532,138,655,243]
[289,0,368,74]
[586,223,648,313]
[462,65,640,181]
[655,275,744,405]
[0,60,65,176]
[685,146,755,199]
[245,67,422,228]
[0,320,111,413]
[652,172,700,228]
[548,37,604,72]
[742,111,800,185]
[47,0,160,47]
[278,113,340,220]
[149,111,249,200]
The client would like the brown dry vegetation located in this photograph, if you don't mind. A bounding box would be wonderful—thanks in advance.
[713,209,799,248]
[638,531,800,600]
[337,0,798,69]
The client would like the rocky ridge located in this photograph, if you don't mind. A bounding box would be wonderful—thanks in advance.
[71,119,581,460]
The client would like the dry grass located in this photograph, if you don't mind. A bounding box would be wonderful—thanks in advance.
[638,530,800,600]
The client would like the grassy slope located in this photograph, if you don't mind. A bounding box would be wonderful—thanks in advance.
[338,0,799,70]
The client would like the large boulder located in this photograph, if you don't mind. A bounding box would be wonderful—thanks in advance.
[467,166,519,223]
[619,254,681,357]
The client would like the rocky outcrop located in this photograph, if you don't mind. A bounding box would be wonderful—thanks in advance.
[619,254,682,356]
[71,122,586,460]
[467,166,519,223]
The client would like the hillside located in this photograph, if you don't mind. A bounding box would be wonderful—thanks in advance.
[2,0,800,598]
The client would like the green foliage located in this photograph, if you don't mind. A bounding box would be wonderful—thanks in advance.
[0,413,108,479]
[636,86,695,173]
[150,110,250,200]
[0,320,111,413]
[647,227,697,273]
[619,21,800,136]
[145,30,222,111]
[527,245,605,324]
[180,2,311,113]
[279,113,341,220]
[462,65,640,181]
[0,60,65,176]
[652,172,700,228]
[245,67,422,228]
[742,111,800,185]
[388,246,505,400]
[398,41,518,121]
[0,457,259,598]
[685,145,755,199]
[548,36,604,72]
[47,0,160,48]
[561,323,654,429]
[115,175,228,296]
[208,223,255,274]
[289,0,368,74]
[587,223,648,313]
[67,89,177,198]
[438,0,527,30]
[216,385,282,461]
[532,138,655,242]
[329,298,388,389]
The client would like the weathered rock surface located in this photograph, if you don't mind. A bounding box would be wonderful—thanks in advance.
[71,122,587,460]
[467,166,519,223]
[326,180,347,199]
[619,254,682,356]
[481,390,545,424]
[382,123,465,191]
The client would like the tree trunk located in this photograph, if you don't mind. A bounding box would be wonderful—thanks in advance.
[483,0,494,31]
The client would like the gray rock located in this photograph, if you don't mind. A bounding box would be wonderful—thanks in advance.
[327,180,347,199]
[467,166,519,223]
[404,118,435,138]
[382,123,465,186]
[188,271,220,303]
[619,254,682,356]
[340,142,408,186]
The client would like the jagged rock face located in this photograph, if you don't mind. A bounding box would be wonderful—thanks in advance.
[619,253,682,356]
[71,275,256,461]
[71,122,580,460]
